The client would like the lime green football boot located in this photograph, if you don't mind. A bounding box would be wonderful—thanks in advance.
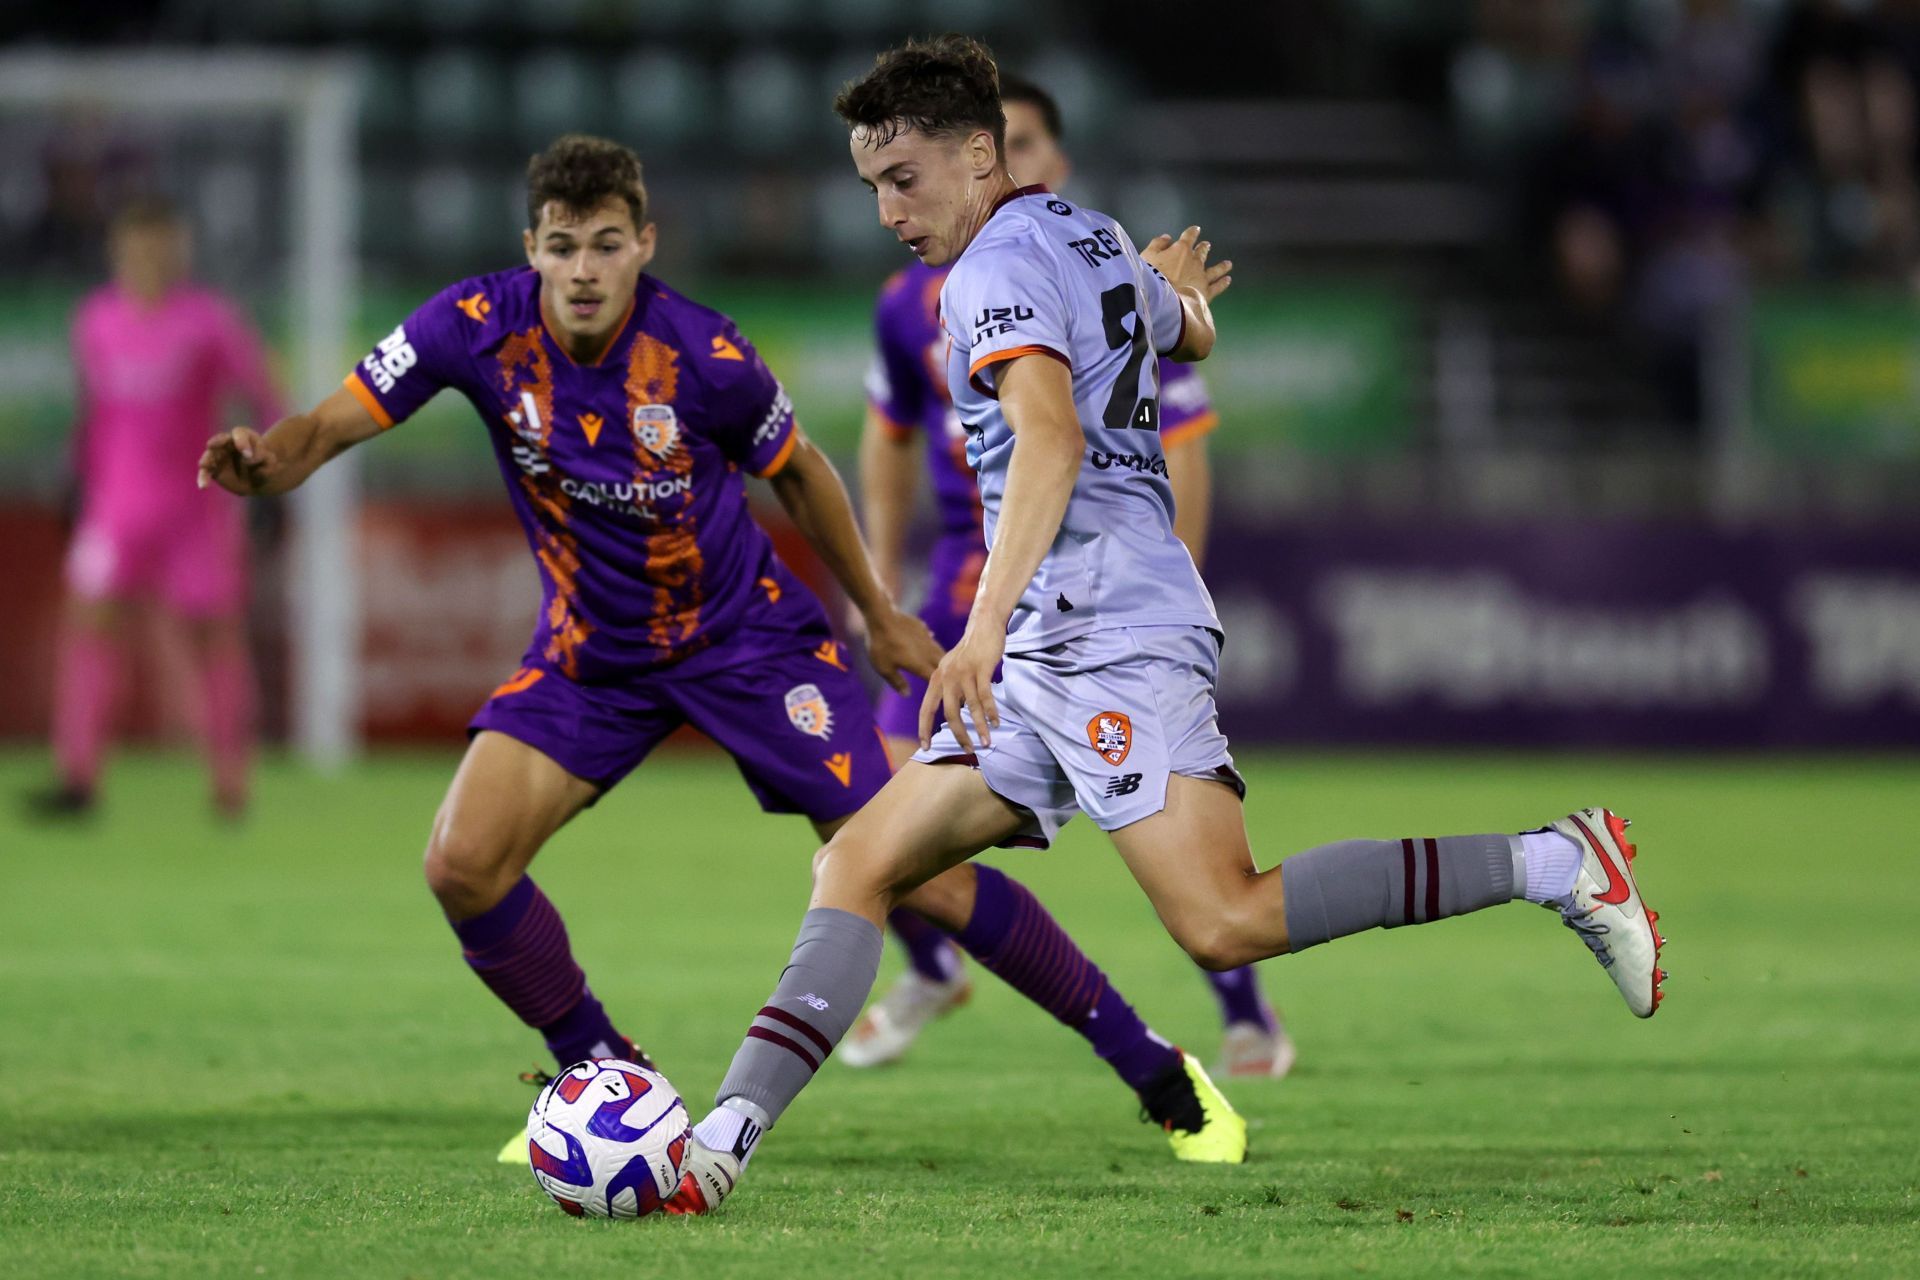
[1139,1051,1247,1163]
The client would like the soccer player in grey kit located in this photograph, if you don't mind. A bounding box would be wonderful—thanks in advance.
[199,132,1245,1168]
[664,37,1668,1212]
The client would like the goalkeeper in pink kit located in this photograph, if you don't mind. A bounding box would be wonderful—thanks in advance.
[29,197,282,819]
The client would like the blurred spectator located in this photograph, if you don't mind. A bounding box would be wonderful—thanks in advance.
[1486,0,1920,427]
[1770,0,1920,278]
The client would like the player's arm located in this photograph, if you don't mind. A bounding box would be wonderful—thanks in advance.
[920,353,1080,751]
[195,386,383,496]
[767,429,942,694]
[1167,432,1212,569]
[1141,226,1233,363]
[200,288,457,496]
[857,408,922,602]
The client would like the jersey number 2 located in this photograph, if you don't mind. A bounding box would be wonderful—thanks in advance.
[1099,284,1160,432]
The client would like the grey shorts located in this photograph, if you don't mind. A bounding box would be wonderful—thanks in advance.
[914,625,1245,848]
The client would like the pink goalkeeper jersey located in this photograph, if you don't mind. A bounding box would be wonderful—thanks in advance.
[71,283,283,530]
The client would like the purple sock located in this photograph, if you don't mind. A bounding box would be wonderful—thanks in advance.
[449,875,626,1068]
[887,908,963,982]
[1205,966,1275,1032]
[956,864,1180,1093]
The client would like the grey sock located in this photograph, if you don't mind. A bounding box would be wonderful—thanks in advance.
[1281,834,1515,952]
[714,907,884,1125]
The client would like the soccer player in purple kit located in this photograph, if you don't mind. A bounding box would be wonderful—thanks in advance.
[847,76,1294,1080]
[197,134,1244,1165]
[667,37,1666,1215]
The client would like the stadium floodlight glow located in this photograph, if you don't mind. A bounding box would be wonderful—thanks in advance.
[0,51,363,767]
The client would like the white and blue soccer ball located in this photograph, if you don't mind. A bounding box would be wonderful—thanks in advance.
[526,1058,690,1219]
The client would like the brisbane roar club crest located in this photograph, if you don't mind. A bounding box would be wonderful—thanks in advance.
[631,404,680,458]
[1088,712,1132,766]
[785,683,834,739]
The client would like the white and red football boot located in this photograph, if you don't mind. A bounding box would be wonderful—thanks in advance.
[1547,808,1667,1018]
[662,1133,742,1216]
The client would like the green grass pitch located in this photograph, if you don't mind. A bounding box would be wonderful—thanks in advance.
[2,747,1916,1278]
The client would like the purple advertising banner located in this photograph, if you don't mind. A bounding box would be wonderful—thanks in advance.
[1202,523,1920,747]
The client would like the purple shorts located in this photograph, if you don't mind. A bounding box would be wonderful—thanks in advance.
[876,534,985,740]
[472,607,892,823]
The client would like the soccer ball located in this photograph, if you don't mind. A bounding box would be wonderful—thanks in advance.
[526,1058,691,1219]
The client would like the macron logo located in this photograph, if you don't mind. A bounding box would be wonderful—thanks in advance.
[797,993,830,1011]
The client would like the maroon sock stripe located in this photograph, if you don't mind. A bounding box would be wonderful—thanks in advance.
[1400,838,1417,925]
[756,1006,835,1059]
[745,1025,820,1072]
[1423,838,1440,924]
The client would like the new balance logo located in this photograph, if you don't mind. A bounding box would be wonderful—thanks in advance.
[797,993,829,1011]
[1104,773,1142,798]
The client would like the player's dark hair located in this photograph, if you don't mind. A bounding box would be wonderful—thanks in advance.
[834,34,1005,155]
[525,134,647,231]
[111,194,181,233]
[998,75,1063,140]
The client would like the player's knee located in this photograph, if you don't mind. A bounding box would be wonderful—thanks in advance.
[1173,909,1262,972]
[422,824,510,916]
[810,829,896,901]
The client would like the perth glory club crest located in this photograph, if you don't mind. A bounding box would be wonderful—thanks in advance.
[785,684,834,739]
[632,404,679,457]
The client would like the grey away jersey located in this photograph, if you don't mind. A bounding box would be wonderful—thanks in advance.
[940,186,1220,653]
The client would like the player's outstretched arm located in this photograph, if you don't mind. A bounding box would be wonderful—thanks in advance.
[195,385,384,497]
[1142,226,1233,363]
[767,428,942,693]
[856,407,923,602]
[919,353,1080,752]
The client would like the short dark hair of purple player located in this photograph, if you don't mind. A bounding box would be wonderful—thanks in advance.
[524,133,648,233]
[997,75,1063,141]
[833,33,1007,156]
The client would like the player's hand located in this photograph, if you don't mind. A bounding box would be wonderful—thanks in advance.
[919,625,1005,754]
[1142,226,1233,301]
[196,427,277,495]
[862,605,943,697]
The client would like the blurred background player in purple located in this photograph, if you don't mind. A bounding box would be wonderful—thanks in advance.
[28,196,283,821]
[849,77,1293,1081]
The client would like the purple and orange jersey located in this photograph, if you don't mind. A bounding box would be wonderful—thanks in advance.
[864,259,1218,543]
[344,268,804,682]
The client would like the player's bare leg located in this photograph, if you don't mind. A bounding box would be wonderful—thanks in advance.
[844,731,971,1053]
[871,732,1287,1078]
[673,764,1245,1213]
[666,763,1010,1211]
[837,808,1196,1095]
[425,730,650,1168]
[1108,776,1664,1013]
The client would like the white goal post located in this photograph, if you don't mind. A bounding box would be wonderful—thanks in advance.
[0,51,363,767]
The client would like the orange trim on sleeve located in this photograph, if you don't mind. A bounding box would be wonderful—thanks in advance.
[1160,410,1219,448]
[342,372,395,430]
[754,428,800,478]
[967,344,1070,399]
